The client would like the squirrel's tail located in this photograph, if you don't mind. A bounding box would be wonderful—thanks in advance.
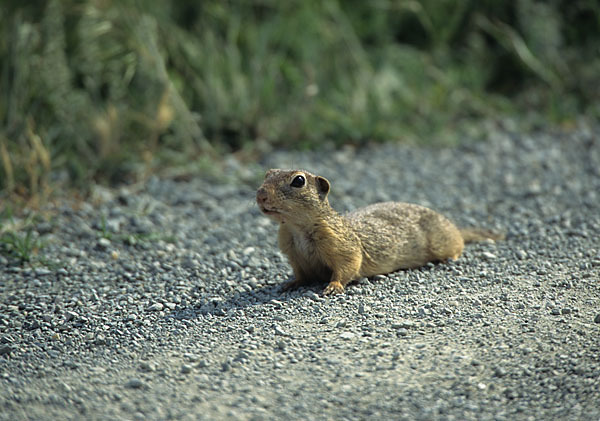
[460,228,505,244]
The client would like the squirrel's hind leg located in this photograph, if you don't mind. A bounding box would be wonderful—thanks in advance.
[427,225,464,263]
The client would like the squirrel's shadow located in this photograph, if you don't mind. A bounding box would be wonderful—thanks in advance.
[167,261,456,320]
[168,280,324,319]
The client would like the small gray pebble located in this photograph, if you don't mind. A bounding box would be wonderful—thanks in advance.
[139,362,155,372]
[494,367,507,378]
[35,267,52,276]
[273,324,288,336]
[97,238,111,250]
[147,303,164,312]
[65,311,78,322]
[358,303,369,315]
[340,332,355,340]
[184,353,199,362]
[125,378,144,389]
[269,300,283,308]
[63,360,79,369]
[306,292,321,301]
[0,345,13,355]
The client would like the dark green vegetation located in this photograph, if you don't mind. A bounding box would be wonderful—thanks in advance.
[1,0,599,200]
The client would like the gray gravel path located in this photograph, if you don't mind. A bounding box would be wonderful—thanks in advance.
[1,124,600,420]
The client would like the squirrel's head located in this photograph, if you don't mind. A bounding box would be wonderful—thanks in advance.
[256,169,330,223]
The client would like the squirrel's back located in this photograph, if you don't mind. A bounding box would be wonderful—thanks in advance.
[346,202,464,274]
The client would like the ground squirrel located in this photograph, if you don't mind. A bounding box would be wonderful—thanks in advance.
[256,169,503,295]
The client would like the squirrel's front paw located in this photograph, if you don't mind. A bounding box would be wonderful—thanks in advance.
[322,281,344,295]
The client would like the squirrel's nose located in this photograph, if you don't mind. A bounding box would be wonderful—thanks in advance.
[256,187,268,205]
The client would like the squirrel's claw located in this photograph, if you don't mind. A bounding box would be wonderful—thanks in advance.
[322,281,344,295]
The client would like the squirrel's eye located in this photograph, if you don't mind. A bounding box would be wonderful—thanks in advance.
[290,175,305,188]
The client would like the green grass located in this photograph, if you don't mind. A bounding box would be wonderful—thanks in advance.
[0,0,599,201]
[0,229,41,263]
[0,207,45,263]
[98,215,112,240]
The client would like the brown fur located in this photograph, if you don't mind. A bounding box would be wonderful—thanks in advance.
[256,169,501,295]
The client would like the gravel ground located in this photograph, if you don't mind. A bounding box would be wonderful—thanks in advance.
[1,124,599,420]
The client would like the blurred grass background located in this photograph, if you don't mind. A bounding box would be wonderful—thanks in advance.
[1,0,599,204]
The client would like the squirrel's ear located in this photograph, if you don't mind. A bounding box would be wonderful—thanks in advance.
[316,176,330,199]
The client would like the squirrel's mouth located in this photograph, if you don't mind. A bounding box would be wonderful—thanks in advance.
[259,205,281,216]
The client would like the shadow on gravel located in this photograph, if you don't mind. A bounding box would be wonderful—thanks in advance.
[168,282,323,319]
